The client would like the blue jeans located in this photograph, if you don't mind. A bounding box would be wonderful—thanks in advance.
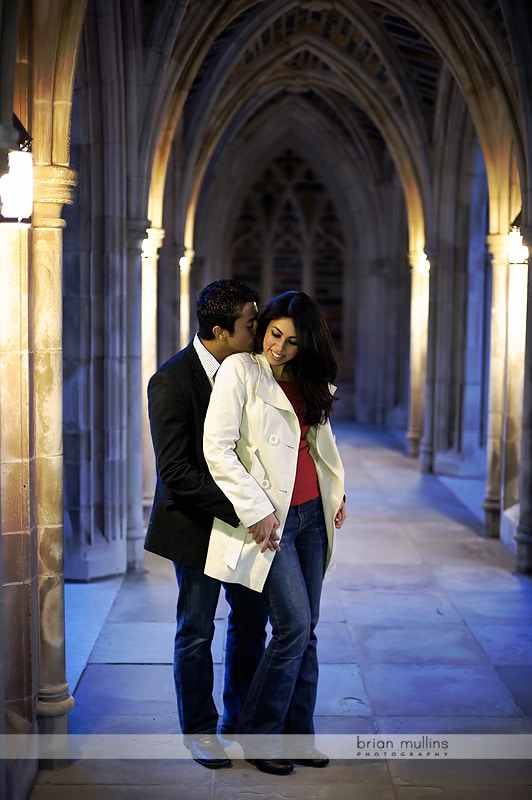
[173,563,267,735]
[237,496,328,736]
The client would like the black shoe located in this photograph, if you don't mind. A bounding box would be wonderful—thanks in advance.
[293,756,329,767]
[188,733,233,769]
[246,758,294,775]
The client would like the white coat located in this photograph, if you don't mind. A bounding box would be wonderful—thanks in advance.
[203,351,345,592]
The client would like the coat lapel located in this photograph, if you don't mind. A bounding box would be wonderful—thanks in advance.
[253,353,297,414]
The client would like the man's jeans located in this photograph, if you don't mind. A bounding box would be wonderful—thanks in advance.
[237,496,328,738]
[173,563,267,734]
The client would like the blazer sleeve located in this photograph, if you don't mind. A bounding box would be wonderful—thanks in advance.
[148,367,239,526]
[203,356,275,527]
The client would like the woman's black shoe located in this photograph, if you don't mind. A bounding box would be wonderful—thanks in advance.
[246,758,294,775]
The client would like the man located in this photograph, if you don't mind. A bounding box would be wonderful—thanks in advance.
[144,279,267,769]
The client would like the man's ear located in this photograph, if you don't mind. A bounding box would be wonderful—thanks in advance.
[212,325,227,342]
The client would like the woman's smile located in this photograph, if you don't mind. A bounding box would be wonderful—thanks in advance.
[263,318,299,377]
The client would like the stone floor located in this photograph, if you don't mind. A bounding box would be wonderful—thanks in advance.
[29,423,532,799]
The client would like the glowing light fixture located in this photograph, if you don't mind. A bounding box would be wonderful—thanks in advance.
[509,226,529,265]
[0,115,33,222]
[418,251,430,274]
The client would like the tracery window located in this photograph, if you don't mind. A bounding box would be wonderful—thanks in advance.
[231,148,344,346]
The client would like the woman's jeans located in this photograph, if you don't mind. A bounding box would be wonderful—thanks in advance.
[237,496,328,740]
[173,564,267,735]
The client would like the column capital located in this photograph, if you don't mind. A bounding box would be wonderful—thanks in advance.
[486,232,509,266]
[127,218,150,252]
[408,249,430,273]
[146,225,165,253]
[32,164,77,228]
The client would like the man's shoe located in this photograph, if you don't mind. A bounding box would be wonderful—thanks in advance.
[246,758,294,775]
[188,733,233,769]
[293,756,329,767]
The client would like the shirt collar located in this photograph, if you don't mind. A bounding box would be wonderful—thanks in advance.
[193,333,220,387]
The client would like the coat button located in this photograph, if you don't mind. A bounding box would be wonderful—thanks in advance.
[268,434,280,445]
[261,479,271,489]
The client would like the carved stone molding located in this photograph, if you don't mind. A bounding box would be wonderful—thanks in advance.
[32,164,77,227]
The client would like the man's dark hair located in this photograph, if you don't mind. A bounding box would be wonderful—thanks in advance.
[197,279,259,339]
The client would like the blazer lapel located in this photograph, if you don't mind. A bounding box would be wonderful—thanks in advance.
[184,342,212,406]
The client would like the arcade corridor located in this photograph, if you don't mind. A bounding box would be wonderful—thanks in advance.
[3,5,532,797]
[28,423,532,799]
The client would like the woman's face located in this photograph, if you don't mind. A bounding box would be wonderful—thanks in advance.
[263,317,299,378]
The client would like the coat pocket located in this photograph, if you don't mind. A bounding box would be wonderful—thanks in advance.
[206,518,248,572]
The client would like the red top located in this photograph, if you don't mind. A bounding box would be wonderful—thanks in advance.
[278,380,320,506]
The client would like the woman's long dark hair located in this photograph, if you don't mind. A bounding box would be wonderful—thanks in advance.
[254,291,338,425]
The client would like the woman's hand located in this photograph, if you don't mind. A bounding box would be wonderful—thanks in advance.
[334,499,346,529]
[248,513,281,553]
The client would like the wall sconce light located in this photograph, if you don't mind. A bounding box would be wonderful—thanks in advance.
[509,225,529,265]
[0,115,33,222]
[419,251,430,274]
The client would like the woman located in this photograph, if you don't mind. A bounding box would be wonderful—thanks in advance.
[203,291,346,776]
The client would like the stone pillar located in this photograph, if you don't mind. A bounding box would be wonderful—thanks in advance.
[127,219,150,570]
[482,234,508,537]
[32,164,76,752]
[407,250,430,457]
[0,223,36,753]
[515,224,532,572]
[420,248,437,473]
[179,248,193,350]
[142,226,165,509]
[502,257,527,504]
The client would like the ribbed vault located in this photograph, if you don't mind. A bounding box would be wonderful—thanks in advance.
[146,0,521,243]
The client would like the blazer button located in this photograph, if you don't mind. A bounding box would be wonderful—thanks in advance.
[261,479,271,489]
[268,434,280,445]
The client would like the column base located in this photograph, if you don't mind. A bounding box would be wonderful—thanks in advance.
[515,524,532,574]
[406,431,420,458]
[37,683,75,769]
[127,530,146,571]
[482,499,501,538]
[419,442,433,473]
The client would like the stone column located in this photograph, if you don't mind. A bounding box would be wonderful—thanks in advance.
[0,125,14,792]
[0,222,35,759]
[142,226,165,509]
[502,255,527,505]
[515,224,532,572]
[32,164,76,750]
[179,249,193,350]
[407,250,430,457]
[127,219,149,570]
[482,234,508,537]
[420,248,437,473]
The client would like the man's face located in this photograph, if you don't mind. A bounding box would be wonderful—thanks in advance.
[225,301,258,353]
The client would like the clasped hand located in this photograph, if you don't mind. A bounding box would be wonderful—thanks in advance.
[248,512,281,553]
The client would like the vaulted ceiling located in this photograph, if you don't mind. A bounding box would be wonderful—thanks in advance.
[144,1,520,249]
[175,1,511,177]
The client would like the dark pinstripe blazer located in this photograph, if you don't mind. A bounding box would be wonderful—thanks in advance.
[144,341,239,568]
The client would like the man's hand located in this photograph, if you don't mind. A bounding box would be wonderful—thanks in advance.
[248,513,281,552]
